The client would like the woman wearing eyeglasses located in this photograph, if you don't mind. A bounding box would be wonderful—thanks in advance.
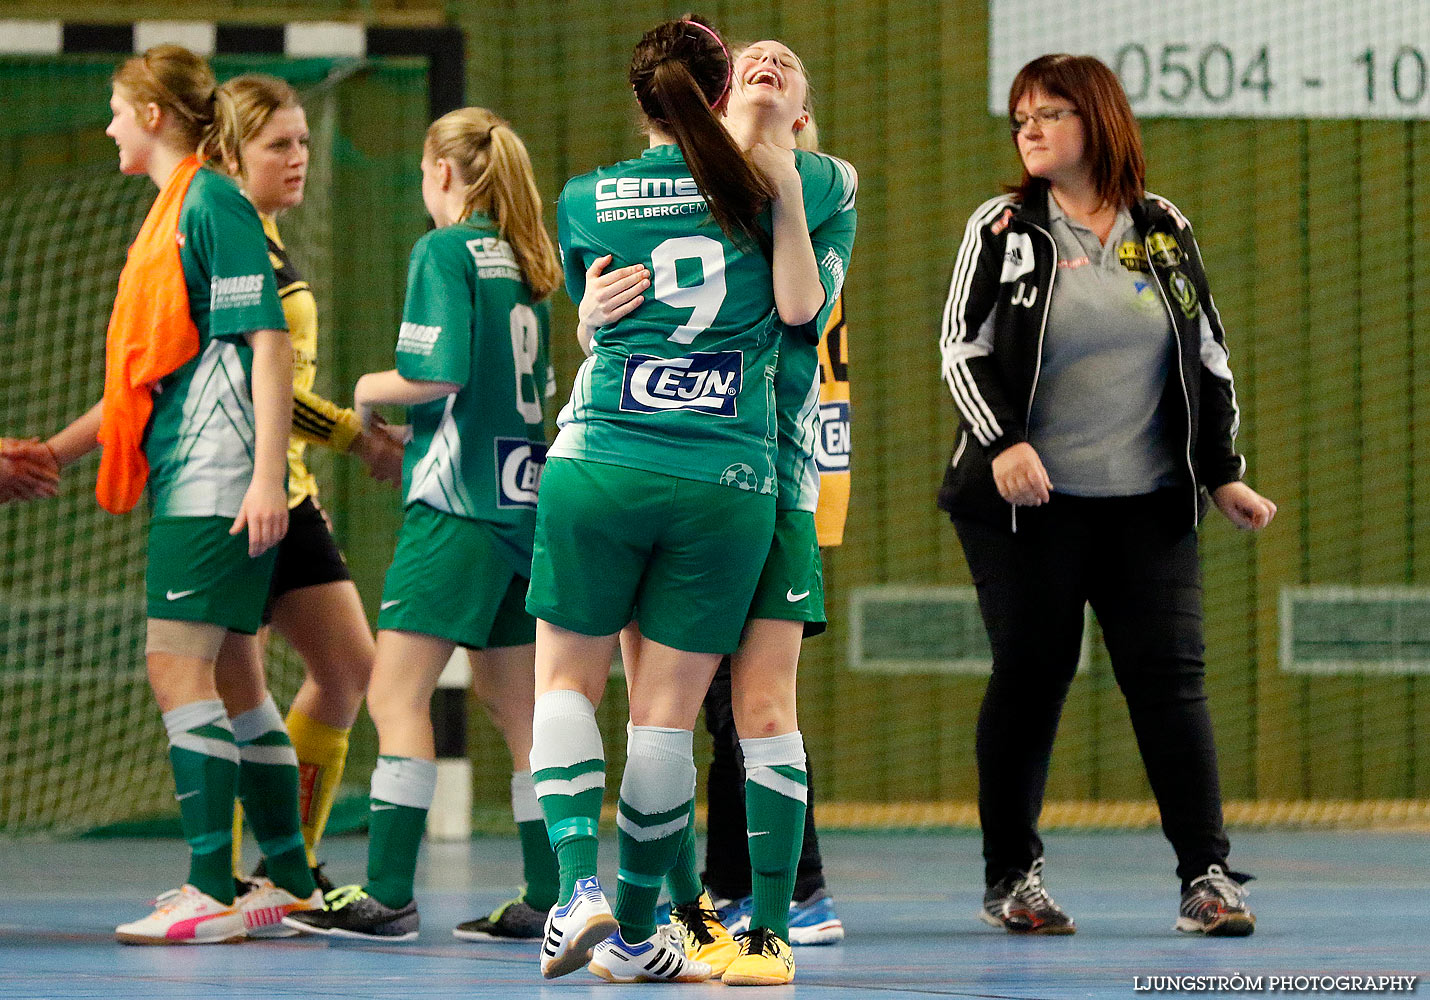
[937,54,1276,938]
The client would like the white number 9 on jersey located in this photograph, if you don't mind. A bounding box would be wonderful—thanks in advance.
[651,235,727,344]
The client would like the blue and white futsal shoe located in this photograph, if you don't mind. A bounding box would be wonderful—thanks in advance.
[724,888,845,945]
[589,928,712,983]
[539,876,618,979]
[786,888,846,944]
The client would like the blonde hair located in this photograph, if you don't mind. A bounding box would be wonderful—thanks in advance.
[794,113,820,152]
[204,73,300,177]
[425,107,561,301]
[112,44,217,151]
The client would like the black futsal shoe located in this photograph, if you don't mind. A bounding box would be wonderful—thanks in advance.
[979,857,1076,934]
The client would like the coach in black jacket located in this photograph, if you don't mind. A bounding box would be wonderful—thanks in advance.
[937,54,1276,938]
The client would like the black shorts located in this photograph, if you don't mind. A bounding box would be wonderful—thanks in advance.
[262,496,351,624]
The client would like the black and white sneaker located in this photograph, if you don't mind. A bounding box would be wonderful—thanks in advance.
[589,928,712,983]
[1176,865,1255,936]
[453,895,545,941]
[980,857,1076,934]
[282,884,419,941]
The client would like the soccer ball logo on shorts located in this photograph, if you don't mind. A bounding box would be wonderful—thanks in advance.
[720,463,760,492]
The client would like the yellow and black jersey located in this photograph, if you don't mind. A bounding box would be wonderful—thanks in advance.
[262,216,363,509]
[814,293,851,547]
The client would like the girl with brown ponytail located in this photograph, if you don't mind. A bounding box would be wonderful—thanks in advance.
[523,14,857,985]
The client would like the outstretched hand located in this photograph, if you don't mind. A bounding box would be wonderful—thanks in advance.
[0,438,60,502]
[355,415,405,488]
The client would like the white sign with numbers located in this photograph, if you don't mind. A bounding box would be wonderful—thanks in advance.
[990,0,1430,119]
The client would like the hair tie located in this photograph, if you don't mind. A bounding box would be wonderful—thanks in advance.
[683,19,731,107]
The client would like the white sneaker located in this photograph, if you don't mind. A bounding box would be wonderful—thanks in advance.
[589,928,712,983]
[539,876,618,979]
[115,885,246,945]
[237,877,324,938]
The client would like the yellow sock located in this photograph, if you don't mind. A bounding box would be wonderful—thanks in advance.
[285,708,351,867]
[231,801,245,878]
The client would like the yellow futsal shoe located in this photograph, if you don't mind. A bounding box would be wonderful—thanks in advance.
[669,891,741,976]
[722,927,795,987]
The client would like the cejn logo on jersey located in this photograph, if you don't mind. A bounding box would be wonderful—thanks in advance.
[815,401,851,472]
[619,351,742,417]
[494,438,547,508]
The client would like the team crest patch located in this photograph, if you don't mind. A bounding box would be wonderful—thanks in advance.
[1117,241,1150,273]
[1167,270,1200,319]
[1149,232,1183,269]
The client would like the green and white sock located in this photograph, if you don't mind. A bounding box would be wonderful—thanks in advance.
[614,726,695,942]
[530,690,605,904]
[365,755,436,909]
[231,695,314,898]
[163,699,240,904]
[511,769,559,911]
[665,803,703,907]
[742,731,807,942]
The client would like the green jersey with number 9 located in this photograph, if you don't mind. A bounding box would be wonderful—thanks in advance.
[395,215,554,569]
[552,144,857,495]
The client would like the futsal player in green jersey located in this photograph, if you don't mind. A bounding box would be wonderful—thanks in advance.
[205,73,403,932]
[283,106,562,941]
[526,16,856,983]
[592,38,857,986]
[25,45,319,943]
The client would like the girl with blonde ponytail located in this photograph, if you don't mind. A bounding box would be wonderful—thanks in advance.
[284,108,560,942]
[10,44,321,943]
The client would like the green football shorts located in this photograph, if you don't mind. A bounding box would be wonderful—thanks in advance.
[377,502,536,649]
[746,509,826,636]
[146,516,278,634]
[526,457,775,654]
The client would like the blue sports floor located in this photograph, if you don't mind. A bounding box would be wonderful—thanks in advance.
[0,830,1424,998]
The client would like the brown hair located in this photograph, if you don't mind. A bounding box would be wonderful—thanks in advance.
[1006,53,1145,210]
[630,16,773,248]
[204,73,300,177]
[425,107,562,301]
[112,44,217,152]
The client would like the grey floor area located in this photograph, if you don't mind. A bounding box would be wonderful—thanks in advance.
[0,829,1425,998]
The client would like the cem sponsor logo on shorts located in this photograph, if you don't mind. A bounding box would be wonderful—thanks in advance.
[619,351,742,417]
[493,438,547,508]
[815,401,850,473]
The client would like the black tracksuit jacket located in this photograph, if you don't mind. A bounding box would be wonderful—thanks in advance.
[936,182,1245,529]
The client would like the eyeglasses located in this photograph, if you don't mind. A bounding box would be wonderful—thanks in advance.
[1010,108,1078,135]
